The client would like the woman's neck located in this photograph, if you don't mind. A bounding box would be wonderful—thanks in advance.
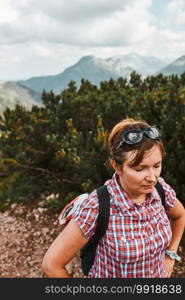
[117,175,147,203]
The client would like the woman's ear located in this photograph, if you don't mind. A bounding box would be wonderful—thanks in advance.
[110,159,122,176]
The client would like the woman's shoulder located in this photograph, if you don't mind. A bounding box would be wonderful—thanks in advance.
[157,176,175,191]
[157,176,177,209]
[76,188,99,210]
[72,189,99,240]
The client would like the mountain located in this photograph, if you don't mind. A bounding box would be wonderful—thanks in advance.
[0,81,41,115]
[18,75,55,94]
[18,55,133,94]
[111,53,166,76]
[157,55,185,76]
[18,53,166,94]
[2,53,184,114]
[18,53,185,95]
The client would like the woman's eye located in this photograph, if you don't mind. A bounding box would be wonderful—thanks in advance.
[154,165,160,168]
[135,168,143,172]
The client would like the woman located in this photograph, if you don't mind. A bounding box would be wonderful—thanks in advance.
[42,118,185,278]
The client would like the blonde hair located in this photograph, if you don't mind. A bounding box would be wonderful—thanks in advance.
[109,118,165,167]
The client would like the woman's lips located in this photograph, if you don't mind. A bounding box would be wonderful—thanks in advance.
[142,185,154,188]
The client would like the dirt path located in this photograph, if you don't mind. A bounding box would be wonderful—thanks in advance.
[0,204,184,278]
[0,204,83,278]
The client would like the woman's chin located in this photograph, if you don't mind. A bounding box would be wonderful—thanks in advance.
[141,185,154,192]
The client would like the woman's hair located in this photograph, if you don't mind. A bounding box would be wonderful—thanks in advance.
[108,118,166,167]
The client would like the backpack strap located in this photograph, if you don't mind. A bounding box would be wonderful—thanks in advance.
[81,185,110,251]
[80,185,110,275]
[155,180,166,207]
[92,185,110,244]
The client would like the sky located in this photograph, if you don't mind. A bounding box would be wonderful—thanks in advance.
[0,0,185,81]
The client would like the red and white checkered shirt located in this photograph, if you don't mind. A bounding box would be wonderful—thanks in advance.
[73,173,176,278]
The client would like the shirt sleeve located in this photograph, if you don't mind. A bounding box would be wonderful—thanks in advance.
[157,177,177,210]
[72,190,99,240]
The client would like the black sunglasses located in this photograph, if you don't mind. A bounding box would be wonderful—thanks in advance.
[116,127,161,149]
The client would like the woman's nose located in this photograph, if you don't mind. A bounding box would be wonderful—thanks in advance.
[145,170,156,182]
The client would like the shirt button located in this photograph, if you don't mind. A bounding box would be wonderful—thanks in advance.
[151,270,153,274]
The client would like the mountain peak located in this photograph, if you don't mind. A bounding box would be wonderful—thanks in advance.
[78,55,95,63]
[158,54,185,75]
[177,55,185,60]
[174,55,185,65]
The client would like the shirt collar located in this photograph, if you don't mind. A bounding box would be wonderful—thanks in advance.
[105,172,162,210]
[104,172,131,211]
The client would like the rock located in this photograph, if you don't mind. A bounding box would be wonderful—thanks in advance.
[41,228,50,235]
[46,194,59,201]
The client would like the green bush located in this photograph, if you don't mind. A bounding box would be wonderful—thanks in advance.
[0,73,184,213]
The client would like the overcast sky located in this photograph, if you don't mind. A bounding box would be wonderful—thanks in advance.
[0,0,185,81]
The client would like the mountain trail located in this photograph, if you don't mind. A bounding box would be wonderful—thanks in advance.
[0,204,83,278]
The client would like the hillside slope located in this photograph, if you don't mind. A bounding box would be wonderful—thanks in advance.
[0,81,41,115]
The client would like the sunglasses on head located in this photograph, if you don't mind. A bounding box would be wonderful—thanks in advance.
[116,127,161,149]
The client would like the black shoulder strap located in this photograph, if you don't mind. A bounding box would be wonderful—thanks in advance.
[91,185,110,245]
[80,185,110,275]
[155,180,166,207]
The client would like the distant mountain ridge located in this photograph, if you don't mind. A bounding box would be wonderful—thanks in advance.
[18,55,133,94]
[18,53,169,94]
[1,53,185,114]
[109,53,166,76]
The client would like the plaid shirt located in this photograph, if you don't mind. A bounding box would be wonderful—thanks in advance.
[73,173,176,278]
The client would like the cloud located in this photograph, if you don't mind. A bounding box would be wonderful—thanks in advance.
[86,5,154,47]
[0,0,152,47]
[10,0,134,22]
[166,0,185,27]
[0,41,89,80]
[0,0,18,23]
[0,0,184,80]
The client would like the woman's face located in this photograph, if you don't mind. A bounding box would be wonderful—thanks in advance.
[113,144,162,198]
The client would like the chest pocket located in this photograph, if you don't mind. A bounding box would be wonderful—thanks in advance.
[106,215,149,263]
[106,232,149,263]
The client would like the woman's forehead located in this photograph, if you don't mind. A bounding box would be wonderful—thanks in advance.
[125,145,162,165]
